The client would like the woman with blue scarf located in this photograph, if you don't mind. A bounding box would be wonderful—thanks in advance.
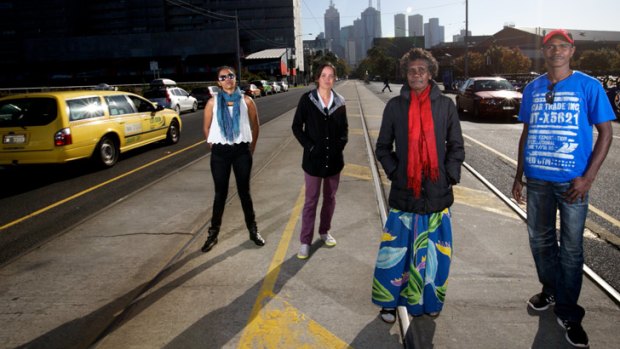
[201,66,265,252]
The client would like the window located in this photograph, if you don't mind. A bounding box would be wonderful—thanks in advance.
[127,95,154,113]
[104,95,135,116]
[67,97,105,121]
[0,98,57,126]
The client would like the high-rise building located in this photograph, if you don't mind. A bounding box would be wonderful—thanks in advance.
[340,25,356,67]
[394,14,406,37]
[408,14,423,37]
[424,18,445,48]
[453,29,472,42]
[360,4,382,60]
[324,0,342,57]
[0,0,303,87]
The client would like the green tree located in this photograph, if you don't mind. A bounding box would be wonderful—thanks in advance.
[453,52,486,76]
[483,45,531,75]
[575,48,620,74]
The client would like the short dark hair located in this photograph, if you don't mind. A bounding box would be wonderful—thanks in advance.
[400,48,438,78]
[314,62,337,82]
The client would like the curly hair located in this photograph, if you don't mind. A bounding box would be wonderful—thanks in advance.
[400,48,438,78]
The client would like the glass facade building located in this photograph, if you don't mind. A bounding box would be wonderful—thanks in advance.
[0,0,303,87]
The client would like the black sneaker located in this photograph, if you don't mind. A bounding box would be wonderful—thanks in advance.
[557,317,589,348]
[527,292,555,311]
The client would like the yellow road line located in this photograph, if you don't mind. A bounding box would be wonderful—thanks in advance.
[0,141,206,231]
[238,187,353,348]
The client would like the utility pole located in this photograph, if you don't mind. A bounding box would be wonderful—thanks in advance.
[235,10,242,81]
[464,0,469,77]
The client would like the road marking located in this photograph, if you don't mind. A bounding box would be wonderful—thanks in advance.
[462,133,620,229]
[238,187,352,349]
[0,141,206,231]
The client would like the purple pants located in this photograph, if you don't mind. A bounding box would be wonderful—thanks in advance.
[300,171,341,245]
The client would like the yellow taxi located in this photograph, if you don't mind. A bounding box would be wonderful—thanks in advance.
[0,90,182,168]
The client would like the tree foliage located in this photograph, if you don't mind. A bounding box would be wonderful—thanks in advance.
[355,47,397,80]
[575,48,620,74]
[309,50,350,79]
[453,46,531,76]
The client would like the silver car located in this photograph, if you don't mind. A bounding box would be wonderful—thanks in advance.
[144,80,198,114]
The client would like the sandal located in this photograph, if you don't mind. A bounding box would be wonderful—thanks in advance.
[379,308,396,324]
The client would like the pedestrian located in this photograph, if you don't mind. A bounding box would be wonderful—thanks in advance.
[512,29,614,348]
[292,62,348,260]
[371,48,465,323]
[201,66,265,252]
[382,76,392,93]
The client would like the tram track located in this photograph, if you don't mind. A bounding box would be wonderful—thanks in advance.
[353,81,620,348]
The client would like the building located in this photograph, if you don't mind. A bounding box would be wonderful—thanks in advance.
[0,0,304,87]
[360,4,382,62]
[324,0,343,58]
[408,14,423,37]
[394,13,406,37]
[341,25,356,67]
[424,17,445,48]
[453,29,472,43]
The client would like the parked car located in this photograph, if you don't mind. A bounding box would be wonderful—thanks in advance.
[144,79,198,114]
[276,80,289,92]
[269,81,282,94]
[241,84,261,99]
[456,77,522,119]
[0,90,182,168]
[190,87,214,108]
[251,80,273,96]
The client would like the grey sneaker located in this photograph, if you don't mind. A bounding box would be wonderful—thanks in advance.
[297,244,310,260]
[527,292,555,311]
[320,233,337,247]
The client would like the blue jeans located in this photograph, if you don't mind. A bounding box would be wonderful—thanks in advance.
[526,178,587,323]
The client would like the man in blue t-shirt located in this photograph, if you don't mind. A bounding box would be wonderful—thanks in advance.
[512,29,614,348]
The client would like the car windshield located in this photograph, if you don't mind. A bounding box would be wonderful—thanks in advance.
[0,98,58,127]
[474,79,514,91]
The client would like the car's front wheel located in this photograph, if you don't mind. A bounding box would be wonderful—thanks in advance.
[92,135,119,168]
[191,101,198,112]
[166,120,181,144]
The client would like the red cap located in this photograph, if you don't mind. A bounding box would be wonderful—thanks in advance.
[543,29,574,45]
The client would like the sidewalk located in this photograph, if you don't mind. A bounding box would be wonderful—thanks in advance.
[0,81,617,349]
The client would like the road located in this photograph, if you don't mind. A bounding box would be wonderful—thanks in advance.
[1,81,619,291]
[366,81,620,293]
[0,85,314,266]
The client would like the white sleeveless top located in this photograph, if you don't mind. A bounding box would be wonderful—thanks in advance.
[207,96,253,145]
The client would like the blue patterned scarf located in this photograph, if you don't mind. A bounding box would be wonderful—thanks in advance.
[217,87,242,142]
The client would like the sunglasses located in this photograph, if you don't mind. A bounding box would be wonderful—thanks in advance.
[218,73,235,81]
[545,83,556,104]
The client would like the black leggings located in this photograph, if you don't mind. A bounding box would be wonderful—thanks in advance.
[210,143,255,230]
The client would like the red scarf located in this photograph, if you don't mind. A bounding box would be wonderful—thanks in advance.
[407,86,439,197]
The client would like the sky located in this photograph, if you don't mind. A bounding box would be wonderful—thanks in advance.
[301,0,620,41]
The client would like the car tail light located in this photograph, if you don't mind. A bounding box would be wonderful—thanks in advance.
[166,90,171,105]
[54,128,72,146]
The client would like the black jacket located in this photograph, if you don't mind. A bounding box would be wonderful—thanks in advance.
[376,81,465,214]
[292,89,348,177]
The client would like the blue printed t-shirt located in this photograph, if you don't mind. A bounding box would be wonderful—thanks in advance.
[518,71,615,182]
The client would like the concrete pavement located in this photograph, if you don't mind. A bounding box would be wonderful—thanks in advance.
[0,80,618,349]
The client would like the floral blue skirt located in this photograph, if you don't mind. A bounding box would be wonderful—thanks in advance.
[372,208,453,316]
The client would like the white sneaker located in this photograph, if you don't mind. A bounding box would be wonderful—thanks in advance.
[320,233,337,247]
[297,244,310,259]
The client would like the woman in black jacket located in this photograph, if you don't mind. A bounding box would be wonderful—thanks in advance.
[292,62,348,260]
[371,48,465,323]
